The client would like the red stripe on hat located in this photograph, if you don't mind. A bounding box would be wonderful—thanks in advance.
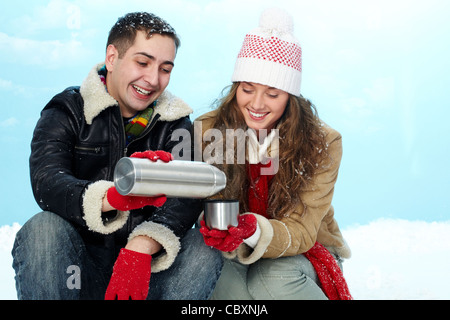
[238,35,302,71]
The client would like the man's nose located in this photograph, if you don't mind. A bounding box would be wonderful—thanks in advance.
[143,65,159,87]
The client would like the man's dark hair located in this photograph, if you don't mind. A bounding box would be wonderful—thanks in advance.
[107,12,181,57]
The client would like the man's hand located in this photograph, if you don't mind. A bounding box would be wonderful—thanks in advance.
[130,150,174,162]
[105,236,161,300]
[102,150,173,212]
[106,187,167,211]
[105,248,152,300]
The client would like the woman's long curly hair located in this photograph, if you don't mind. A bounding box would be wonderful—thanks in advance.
[206,82,329,219]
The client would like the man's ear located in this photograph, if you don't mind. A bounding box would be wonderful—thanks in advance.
[105,44,119,71]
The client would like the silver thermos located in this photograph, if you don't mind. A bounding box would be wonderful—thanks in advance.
[113,157,227,198]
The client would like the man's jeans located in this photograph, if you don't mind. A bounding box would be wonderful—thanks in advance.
[12,211,223,300]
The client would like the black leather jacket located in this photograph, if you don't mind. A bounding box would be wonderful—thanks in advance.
[29,64,201,271]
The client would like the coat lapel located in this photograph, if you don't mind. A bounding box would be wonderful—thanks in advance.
[80,63,193,125]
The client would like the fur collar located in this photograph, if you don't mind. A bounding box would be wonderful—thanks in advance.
[80,63,193,125]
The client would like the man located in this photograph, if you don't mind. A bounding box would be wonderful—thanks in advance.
[12,12,222,300]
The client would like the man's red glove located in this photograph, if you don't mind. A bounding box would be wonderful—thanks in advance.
[105,248,152,300]
[107,150,173,211]
[130,150,174,162]
[106,187,167,211]
[200,214,257,252]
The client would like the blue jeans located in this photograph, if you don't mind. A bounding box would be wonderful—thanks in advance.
[12,211,223,300]
[212,254,343,300]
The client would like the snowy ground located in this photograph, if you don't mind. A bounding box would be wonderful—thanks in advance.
[1,218,449,300]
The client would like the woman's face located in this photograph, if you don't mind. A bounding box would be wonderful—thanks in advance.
[236,82,289,132]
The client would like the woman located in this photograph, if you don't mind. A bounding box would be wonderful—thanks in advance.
[197,8,352,300]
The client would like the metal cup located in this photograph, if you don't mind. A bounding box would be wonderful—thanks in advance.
[204,199,239,230]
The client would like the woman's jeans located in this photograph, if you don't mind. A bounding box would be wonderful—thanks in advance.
[211,253,343,300]
[12,211,223,300]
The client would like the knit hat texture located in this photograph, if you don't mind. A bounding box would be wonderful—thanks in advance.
[232,8,302,96]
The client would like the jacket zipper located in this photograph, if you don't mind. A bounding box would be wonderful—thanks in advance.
[74,146,101,153]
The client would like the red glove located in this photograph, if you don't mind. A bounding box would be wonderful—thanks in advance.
[130,150,174,162]
[105,248,152,300]
[107,187,166,211]
[200,214,257,252]
[107,150,173,211]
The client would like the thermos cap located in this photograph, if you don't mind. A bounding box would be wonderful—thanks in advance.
[204,199,239,230]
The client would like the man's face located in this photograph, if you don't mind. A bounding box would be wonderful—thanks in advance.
[105,31,176,117]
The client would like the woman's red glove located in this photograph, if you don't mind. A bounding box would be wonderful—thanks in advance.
[106,150,173,211]
[200,214,257,252]
[105,248,152,300]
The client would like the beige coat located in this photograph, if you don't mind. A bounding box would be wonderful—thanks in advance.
[196,111,351,264]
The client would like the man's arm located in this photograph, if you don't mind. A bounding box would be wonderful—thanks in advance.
[125,235,162,255]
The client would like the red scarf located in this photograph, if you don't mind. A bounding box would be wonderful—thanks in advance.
[247,162,352,300]
[247,162,274,219]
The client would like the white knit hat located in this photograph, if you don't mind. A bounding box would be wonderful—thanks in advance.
[232,8,302,96]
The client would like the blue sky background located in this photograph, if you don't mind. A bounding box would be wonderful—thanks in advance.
[0,0,449,228]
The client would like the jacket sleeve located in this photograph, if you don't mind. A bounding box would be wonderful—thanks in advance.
[232,127,343,264]
[29,92,126,231]
[127,116,203,272]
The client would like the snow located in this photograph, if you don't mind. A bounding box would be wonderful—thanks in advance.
[1,219,449,300]
[343,218,450,299]
[0,223,21,300]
